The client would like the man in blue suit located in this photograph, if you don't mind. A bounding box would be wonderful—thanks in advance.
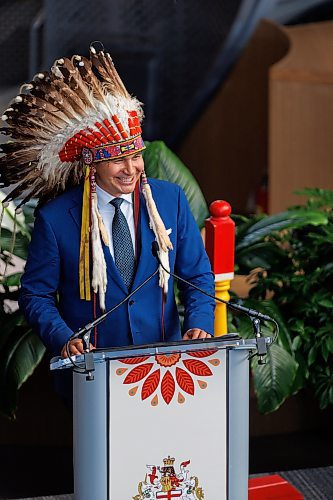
[2,43,214,360]
[19,151,215,358]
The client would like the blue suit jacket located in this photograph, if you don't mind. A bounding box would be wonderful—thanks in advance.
[19,178,215,355]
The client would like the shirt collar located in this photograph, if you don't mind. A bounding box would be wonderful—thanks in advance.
[96,184,133,207]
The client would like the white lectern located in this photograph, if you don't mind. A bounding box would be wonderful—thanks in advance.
[51,335,267,499]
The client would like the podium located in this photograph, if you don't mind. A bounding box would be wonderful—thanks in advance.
[51,335,268,499]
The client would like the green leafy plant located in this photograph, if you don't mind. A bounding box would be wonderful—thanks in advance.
[0,195,45,419]
[232,189,331,412]
[143,140,209,227]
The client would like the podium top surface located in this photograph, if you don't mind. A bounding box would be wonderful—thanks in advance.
[50,334,271,371]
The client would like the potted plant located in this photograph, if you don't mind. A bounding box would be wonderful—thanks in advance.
[232,188,331,413]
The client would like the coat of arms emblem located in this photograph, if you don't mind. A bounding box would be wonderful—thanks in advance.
[133,456,204,499]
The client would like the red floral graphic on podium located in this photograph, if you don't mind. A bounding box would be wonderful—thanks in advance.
[115,350,221,406]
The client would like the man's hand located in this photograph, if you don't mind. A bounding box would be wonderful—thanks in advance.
[61,339,94,358]
[183,329,212,340]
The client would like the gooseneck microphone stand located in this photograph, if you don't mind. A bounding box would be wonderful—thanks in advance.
[65,268,159,380]
[151,241,278,365]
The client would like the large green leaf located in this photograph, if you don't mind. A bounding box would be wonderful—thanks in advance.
[244,299,294,353]
[236,241,288,271]
[0,272,23,287]
[234,314,254,340]
[234,214,263,240]
[0,310,25,352]
[143,141,209,228]
[0,228,30,260]
[0,190,30,238]
[236,209,328,251]
[233,298,299,412]
[0,325,45,418]
[252,343,298,413]
[290,351,307,395]
[21,199,37,226]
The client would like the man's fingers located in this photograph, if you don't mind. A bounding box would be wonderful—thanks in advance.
[70,345,82,355]
[191,329,201,339]
[183,329,212,340]
[198,330,208,339]
[61,347,68,358]
[61,339,88,358]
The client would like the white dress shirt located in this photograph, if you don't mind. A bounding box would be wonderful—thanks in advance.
[96,184,136,259]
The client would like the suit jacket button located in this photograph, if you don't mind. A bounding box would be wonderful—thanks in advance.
[129,300,135,306]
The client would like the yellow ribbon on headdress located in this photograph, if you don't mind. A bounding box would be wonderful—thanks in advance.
[79,165,91,301]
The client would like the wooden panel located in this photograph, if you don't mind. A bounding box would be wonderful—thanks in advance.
[178,20,289,213]
[269,21,333,213]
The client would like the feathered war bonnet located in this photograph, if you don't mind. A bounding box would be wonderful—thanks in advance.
[0,42,172,311]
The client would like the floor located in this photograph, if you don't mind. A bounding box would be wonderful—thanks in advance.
[0,357,332,499]
[0,430,332,499]
[5,468,333,500]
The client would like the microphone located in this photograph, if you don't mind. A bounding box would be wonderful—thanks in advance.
[152,241,275,364]
[151,241,273,322]
[66,267,159,379]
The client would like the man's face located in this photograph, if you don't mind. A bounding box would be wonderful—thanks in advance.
[94,152,144,197]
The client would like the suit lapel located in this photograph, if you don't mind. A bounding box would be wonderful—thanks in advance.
[68,185,159,294]
[68,186,83,229]
[103,241,128,294]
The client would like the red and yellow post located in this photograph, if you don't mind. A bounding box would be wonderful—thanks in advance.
[205,200,235,336]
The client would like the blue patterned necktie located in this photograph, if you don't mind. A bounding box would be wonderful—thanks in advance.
[110,198,135,289]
